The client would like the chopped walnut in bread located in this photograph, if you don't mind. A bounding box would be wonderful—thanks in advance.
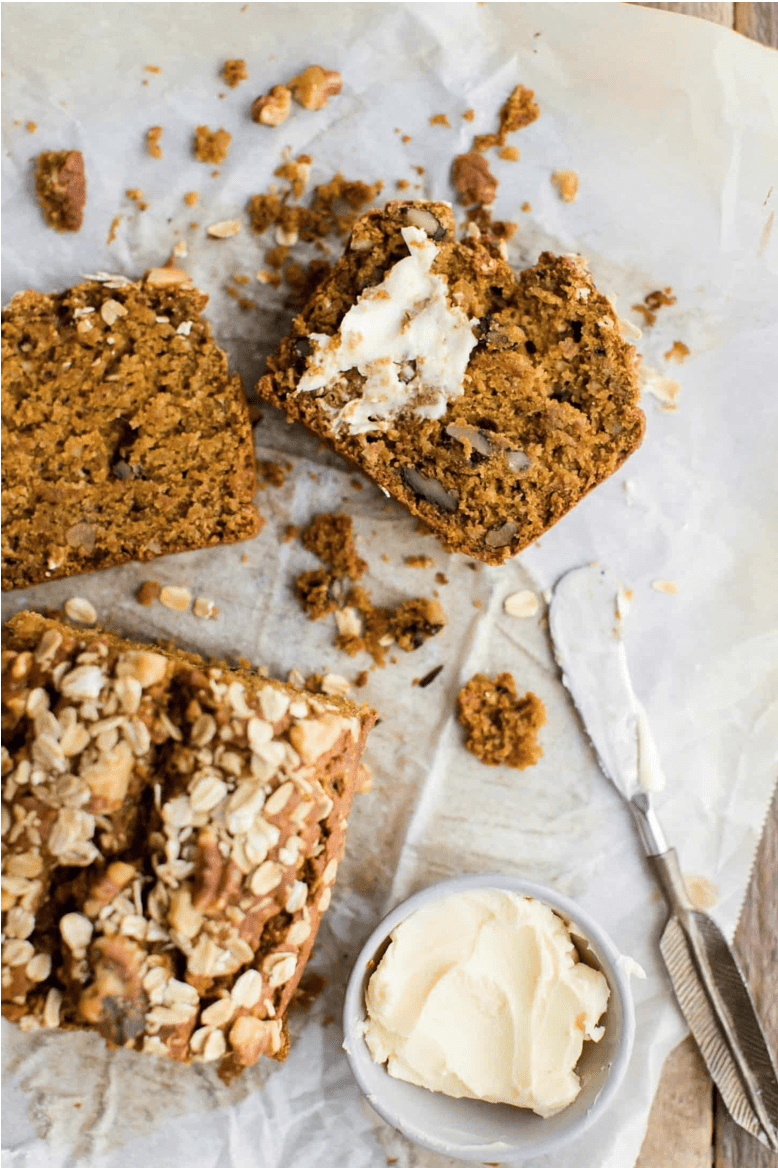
[1,612,375,1079]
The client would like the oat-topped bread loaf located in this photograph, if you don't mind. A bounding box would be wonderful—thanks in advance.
[1,611,375,1077]
[2,270,261,591]
[257,201,644,564]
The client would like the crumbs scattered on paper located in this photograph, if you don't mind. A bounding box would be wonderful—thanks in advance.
[631,287,676,328]
[551,169,578,203]
[640,366,680,411]
[651,579,678,595]
[664,341,689,363]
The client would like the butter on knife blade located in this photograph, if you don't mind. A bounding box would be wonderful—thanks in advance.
[548,564,665,800]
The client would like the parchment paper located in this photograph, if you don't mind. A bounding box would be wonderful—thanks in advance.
[2,5,777,1167]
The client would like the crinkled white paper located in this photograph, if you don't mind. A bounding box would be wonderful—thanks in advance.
[2,4,777,1167]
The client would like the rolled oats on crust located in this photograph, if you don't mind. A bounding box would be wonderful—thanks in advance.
[1,612,375,1079]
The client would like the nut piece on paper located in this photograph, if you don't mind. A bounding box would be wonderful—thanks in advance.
[34,150,86,232]
[288,65,342,111]
[251,84,292,126]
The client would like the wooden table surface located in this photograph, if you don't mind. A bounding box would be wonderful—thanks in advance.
[629,11,778,1168]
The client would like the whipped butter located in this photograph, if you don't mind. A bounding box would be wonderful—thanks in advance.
[362,889,610,1118]
[296,225,477,435]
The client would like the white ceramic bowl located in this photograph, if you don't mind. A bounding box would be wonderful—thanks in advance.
[343,874,635,1162]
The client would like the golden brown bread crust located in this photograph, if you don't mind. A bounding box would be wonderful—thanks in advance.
[2,275,262,591]
[1,611,375,1078]
[257,200,644,565]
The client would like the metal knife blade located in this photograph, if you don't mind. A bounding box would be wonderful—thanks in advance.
[548,563,665,800]
[549,563,778,1151]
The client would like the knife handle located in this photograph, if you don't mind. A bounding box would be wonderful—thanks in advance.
[648,847,692,916]
[629,793,691,914]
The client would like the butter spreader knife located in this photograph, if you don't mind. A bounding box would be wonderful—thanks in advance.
[549,564,778,1151]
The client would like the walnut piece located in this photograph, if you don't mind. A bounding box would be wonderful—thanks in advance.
[287,66,342,111]
[251,85,292,126]
[34,150,86,232]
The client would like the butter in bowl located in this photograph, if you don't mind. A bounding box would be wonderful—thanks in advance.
[343,874,635,1162]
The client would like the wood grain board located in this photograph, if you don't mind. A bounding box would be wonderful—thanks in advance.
[632,8,777,1168]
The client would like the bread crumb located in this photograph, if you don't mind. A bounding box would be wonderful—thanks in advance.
[551,169,578,203]
[294,515,446,667]
[499,145,519,161]
[401,134,411,144]
[405,555,435,569]
[302,513,366,580]
[521,201,531,212]
[435,572,448,585]
[473,84,540,151]
[183,191,199,207]
[631,287,676,328]
[146,126,163,159]
[274,153,312,200]
[429,113,451,127]
[664,341,690,363]
[144,64,161,74]
[106,214,122,245]
[257,268,282,287]
[194,126,231,164]
[457,672,546,768]
[651,579,678,595]
[126,187,148,211]
[222,58,248,87]
[462,108,475,122]
[256,459,287,489]
[396,178,410,191]
[136,581,161,606]
[26,120,37,133]
[283,524,300,543]
[451,151,497,206]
